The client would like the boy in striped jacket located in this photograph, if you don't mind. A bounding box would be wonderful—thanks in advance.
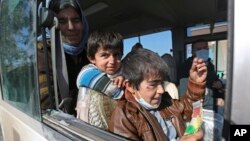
[75,31,124,129]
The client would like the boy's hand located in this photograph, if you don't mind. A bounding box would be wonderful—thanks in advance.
[189,57,207,83]
[112,76,125,88]
[180,129,204,141]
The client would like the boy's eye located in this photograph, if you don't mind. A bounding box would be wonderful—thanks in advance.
[148,82,158,87]
[101,53,109,58]
[160,81,165,85]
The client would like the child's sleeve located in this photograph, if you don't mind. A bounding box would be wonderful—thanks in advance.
[76,64,124,99]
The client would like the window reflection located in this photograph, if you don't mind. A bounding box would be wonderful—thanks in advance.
[0,0,40,120]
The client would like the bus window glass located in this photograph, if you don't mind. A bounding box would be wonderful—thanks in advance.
[217,40,227,80]
[0,0,40,120]
[140,31,172,56]
[187,22,227,37]
[123,31,173,57]
[186,41,216,61]
[208,41,217,66]
[123,37,139,57]
[186,43,192,58]
[186,40,227,80]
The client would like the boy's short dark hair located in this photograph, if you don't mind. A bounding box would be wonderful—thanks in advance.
[192,39,208,49]
[121,48,168,90]
[87,31,124,58]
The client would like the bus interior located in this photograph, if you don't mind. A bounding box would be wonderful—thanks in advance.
[1,0,245,140]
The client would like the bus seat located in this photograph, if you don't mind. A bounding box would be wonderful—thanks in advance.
[76,88,117,130]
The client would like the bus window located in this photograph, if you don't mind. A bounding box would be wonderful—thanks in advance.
[185,39,227,80]
[217,40,227,80]
[124,30,173,57]
[185,22,228,80]
[187,22,228,37]
[123,37,140,56]
[0,0,40,120]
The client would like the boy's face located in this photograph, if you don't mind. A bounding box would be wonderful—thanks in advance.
[88,47,122,75]
[128,76,165,107]
[58,7,83,45]
[192,41,208,55]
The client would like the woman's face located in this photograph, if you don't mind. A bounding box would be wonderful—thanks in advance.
[58,7,83,45]
[133,76,165,106]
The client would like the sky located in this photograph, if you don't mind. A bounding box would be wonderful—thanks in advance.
[123,30,173,58]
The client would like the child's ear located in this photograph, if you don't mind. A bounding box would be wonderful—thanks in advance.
[124,80,134,94]
[87,55,96,64]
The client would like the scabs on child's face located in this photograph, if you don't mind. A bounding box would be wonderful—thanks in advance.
[89,47,122,75]
[132,76,165,107]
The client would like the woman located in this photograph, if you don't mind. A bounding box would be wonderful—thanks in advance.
[37,0,89,114]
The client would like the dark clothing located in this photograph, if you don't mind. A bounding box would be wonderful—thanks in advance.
[108,78,205,141]
[65,50,89,94]
[38,41,89,114]
[65,50,89,114]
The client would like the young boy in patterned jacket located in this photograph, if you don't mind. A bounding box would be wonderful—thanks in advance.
[75,31,124,129]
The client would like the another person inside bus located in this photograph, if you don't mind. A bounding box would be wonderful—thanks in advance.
[131,42,143,51]
[161,53,179,99]
[37,0,89,114]
[75,31,124,129]
[178,39,225,141]
[109,48,207,141]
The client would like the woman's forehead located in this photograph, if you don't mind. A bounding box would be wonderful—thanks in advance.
[58,7,79,17]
